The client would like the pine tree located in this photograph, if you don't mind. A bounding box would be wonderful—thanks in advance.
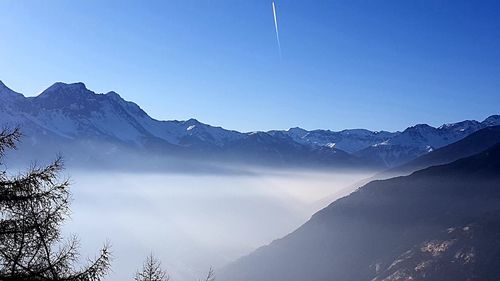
[0,128,111,280]
[135,254,170,281]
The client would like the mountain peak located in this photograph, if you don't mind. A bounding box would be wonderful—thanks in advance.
[402,123,435,134]
[411,123,433,129]
[38,82,91,98]
[288,126,306,131]
[105,91,123,101]
[287,127,308,136]
[0,80,12,93]
[52,81,87,90]
[0,80,25,100]
[483,115,500,126]
[184,118,201,127]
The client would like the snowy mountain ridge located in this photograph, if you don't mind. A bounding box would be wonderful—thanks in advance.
[0,81,244,148]
[0,80,498,168]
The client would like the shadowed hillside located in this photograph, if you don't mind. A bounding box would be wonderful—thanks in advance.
[220,143,500,281]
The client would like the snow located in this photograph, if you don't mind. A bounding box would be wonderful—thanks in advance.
[281,128,397,153]
[0,80,498,160]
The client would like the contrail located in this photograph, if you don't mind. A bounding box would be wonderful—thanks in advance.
[272,1,282,58]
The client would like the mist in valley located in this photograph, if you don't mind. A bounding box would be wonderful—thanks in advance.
[60,168,373,281]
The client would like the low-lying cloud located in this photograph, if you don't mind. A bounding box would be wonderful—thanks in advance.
[62,168,373,281]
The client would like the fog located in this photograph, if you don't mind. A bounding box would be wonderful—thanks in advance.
[62,169,373,281]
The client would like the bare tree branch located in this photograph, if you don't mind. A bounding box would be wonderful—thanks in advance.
[135,253,170,281]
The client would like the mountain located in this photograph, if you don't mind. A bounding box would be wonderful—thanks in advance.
[219,143,500,281]
[3,82,242,148]
[0,81,364,169]
[1,80,499,169]
[353,119,498,167]
[269,127,398,153]
[274,117,500,168]
[383,125,500,177]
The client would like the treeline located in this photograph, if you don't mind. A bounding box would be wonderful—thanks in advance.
[0,128,214,281]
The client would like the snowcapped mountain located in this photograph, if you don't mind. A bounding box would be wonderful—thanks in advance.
[1,81,244,148]
[354,119,499,167]
[0,80,498,169]
[0,81,361,169]
[273,117,500,168]
[0,81,273,155]
[270,127,398,153]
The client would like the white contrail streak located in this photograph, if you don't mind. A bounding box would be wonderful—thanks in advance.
[272,1,282,57]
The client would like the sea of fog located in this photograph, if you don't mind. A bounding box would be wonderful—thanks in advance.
[62,169,373,281]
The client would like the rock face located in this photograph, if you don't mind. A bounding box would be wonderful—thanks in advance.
[219,143,500,281]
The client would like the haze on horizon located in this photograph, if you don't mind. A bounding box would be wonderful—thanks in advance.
[1,0,500,132]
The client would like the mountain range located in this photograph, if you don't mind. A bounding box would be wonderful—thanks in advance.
[3,80,500,280]
[1,80,499,170]
[383,125,500,177]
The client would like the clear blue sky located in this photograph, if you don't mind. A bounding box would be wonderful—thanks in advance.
[1,0,499,132]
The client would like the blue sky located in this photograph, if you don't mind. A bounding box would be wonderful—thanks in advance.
[1,0,499,132]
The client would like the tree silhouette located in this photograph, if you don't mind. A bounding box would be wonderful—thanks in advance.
[135,254,170,281]
[201,267,215,281]
[0,127,111,280]
[134,254,217,281]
